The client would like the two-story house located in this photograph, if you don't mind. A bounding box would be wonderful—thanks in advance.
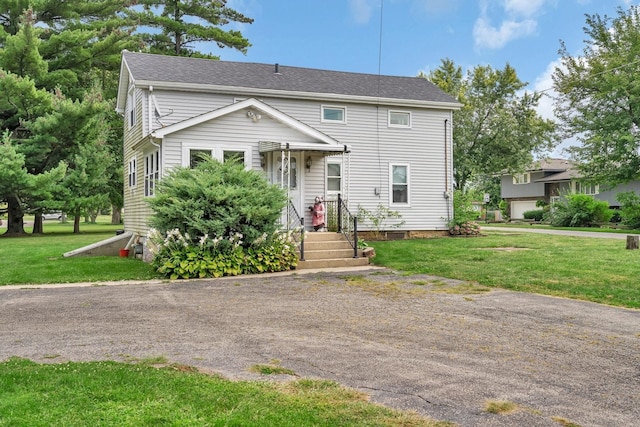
[501,159,640,218]
[116,51,460,246]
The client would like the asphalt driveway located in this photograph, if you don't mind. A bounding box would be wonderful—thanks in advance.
[1,268,638,426]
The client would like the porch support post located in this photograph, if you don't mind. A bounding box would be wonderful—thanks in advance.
[337,193,343,233]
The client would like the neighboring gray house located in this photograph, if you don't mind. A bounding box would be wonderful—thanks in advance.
[116,51,460,243]
[501,159,640,219]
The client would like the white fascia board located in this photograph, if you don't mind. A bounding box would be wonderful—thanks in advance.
[133,80,462,110]
[115,60,134,114]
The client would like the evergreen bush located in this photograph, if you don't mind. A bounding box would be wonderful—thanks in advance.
[522,209,545,221]
[148,158,287,246]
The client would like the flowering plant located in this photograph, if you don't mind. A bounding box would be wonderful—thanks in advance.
[147,228,298,279]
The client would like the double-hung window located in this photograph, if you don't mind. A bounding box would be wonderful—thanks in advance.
[128,158,137,188]
[189,149,213,168]
[327,162,342,193]
[144,150,159,197]
[321,105,346,123]
[390,164,409,205]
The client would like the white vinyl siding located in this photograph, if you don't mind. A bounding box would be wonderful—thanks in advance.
[388,110,411,128]
[321,105,346,123]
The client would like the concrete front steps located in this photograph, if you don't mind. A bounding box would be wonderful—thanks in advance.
[296,231,370,269]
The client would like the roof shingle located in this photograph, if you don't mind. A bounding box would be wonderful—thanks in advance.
[122,51,458,104]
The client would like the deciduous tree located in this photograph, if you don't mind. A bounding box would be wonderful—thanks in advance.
[553,5,640,185]
[427,59,558,191]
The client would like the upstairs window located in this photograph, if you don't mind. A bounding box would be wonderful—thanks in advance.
[128,158,137,188]
[513,173,530,185]
[144,150,159,197]
[321,105,346,123]
[388,111,411,128]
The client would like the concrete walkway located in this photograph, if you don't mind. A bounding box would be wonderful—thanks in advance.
[481,225,633,240]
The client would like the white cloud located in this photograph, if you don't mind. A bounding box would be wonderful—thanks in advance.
[474,16,537,49]
[349,0,374,24]
[473,0,549,49]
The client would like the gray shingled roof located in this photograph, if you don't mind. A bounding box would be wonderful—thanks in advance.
[122,51,458,104]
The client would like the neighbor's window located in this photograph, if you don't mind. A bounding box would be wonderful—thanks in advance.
[128,158,137,188]
[390,164,409,205]
[513,173,530,185]
[321,105,346,123]
[223,150,246,165]
[189,149,213,168]
[144,150,159,197]
[327,162,342,193]
[388,111,411,128]
[573,181,599,195]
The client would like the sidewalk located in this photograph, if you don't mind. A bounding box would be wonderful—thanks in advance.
[481,225,631,239]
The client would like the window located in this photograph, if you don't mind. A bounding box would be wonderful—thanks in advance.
[128,158,137,188]
[390,164,409,205]
[573,181,599,195]
[513,173,530,185]
[388,111,411,128]
[327,162,341,193]
[189,149,213,168]
[127,87,136,128]
[144,150,159,197]
[223,150,246,165]
[321,105,346,123]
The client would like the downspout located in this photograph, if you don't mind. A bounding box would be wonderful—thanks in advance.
[444,118,451,222]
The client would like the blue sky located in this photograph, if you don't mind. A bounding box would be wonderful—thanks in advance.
[212,0,637,154]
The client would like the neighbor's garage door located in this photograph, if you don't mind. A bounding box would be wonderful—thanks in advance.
[511,201,538,219]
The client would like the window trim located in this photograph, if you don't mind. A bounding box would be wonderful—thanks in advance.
[128,157,137,188]
[388,110,412,128]
[321,105,347,124]
[512,172,530,185]
[326,161,342,194]
[389,163,410,206]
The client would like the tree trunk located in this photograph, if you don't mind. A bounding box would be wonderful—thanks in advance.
[626,235,639,250]
[4,196,26,236]
[73,214,81,234]
[111,204,122,224]
[32,212,43,234]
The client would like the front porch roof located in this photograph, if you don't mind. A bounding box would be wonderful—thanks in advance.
[259,140,350,154]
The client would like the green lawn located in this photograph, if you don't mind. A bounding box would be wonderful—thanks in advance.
[371,231,640,309]
[0,219,156,286]
[0,358,447,427]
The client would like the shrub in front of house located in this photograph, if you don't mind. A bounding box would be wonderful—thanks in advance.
[546,193,612,227]
[148,158,288,247]
[522,209,545,221]
[146,158,297,278]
